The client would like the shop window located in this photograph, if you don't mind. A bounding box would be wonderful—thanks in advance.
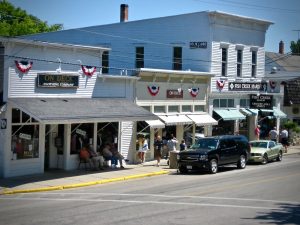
[12,108,21,123]
[70,123,94,155]
[195,105,204,112]
[169,105,179,113]
[154,106,165,113]
[220,99,227,108]
[22,111,30,123]
[182,105,192,112]
[228,99,234,107]
[213,99,219,108]
[11,125,39,160]
[240,99,250,108]
[135,47,144,69]
[142,106,151,112]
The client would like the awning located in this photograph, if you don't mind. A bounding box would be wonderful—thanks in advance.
[214,109,246,121]
[186,114,218,126]
[249,108,286,118]
[158,115,193,126]
[8,98,158,124]
[240,108,253,116]
[247,109,259,115]
[273,108,287,118]
[145,119,165,128]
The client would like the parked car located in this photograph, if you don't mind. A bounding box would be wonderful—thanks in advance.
[177,135,251,174]
[248,140,283,164]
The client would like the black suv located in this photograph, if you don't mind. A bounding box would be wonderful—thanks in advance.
[177,135,251,174]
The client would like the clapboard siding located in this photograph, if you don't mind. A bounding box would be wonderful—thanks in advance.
[120,121,134,160]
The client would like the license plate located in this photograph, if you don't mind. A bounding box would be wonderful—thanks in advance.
[187,165,192,170]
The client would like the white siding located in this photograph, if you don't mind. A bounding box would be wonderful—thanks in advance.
[120,121,134,160]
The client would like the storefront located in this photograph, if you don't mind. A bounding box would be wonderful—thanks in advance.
[135,68,217,161]
[0,38,156,178]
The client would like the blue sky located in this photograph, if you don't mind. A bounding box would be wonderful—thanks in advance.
[9,0,300,53]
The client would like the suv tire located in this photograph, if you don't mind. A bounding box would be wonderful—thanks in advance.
[209,159,218,174]
[237,155,246,169]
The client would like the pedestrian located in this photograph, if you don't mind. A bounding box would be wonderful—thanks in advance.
[180,139,186,151]
[280,127,289,153]
[269,127,278,142]
[255,125,260,140]
[153,135,163,167]
[138,136,148,164]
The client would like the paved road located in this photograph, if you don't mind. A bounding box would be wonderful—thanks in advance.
[1,154,300,225]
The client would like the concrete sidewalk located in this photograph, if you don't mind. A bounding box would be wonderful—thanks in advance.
[1,145,299,195]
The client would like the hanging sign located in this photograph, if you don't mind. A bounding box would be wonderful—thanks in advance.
[167,89,183,98]
[189,42,207,49]
[250,94,273,109]
[229,82,267,92]
[76,129,86,137]
[19,133,32,140]
[37,74,79,88]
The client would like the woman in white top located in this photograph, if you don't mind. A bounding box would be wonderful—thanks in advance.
[138,137,148,164]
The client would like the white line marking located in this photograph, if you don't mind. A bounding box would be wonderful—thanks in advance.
[0,196,281,210]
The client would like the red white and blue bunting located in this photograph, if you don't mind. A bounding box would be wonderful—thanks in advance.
[15,60,33,73]
[81,65,97,77]
[147,85,160,96]
[269,80,276,89]
[216,80,226,90]
[188,87,199,97]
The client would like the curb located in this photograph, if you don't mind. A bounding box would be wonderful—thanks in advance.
[0,170,169,195]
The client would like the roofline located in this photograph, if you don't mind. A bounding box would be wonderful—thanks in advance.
[0,37,111,52]
[137,68,215,77]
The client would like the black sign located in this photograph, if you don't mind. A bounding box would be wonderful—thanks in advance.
[189,42,207,49]
[250,94,273,109]
[229,82,267,92]
[37,74,79,88]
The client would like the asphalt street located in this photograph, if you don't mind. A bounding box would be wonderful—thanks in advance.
[0,154,299,225]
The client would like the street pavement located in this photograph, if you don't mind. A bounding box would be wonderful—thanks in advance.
[1,145,299,195]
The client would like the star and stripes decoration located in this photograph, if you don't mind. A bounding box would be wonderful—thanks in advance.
[188,87,199,97]
[216,80,226,90]
[15,60,33,73]
[147,85,160,96]
[81,65,97,77]
[269,80,276,89]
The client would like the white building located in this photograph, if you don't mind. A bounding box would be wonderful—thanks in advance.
[23,6,286,141]
[0,37,156,178]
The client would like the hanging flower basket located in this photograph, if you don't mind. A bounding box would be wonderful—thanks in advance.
[15,60,33,73]
[147,85,160,96]
[188,87,199,97]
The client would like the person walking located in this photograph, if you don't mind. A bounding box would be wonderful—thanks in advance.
[269,127,278,142]
[280,127,289,153]
[255,125,261,140]
[180,139,186,151]
[138,136,148,164]
[153,135,163,167]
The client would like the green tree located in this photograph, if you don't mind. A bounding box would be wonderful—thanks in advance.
[290,39,300,55]
[0,0,63,37]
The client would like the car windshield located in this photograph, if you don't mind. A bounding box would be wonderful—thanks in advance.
[250,142,267,148]
[190,138,218,150]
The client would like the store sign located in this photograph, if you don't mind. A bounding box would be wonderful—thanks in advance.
[19,133,32,140]
[37,74,79,88]
[76,129,86,137]
[228,82,267,92]
[250,94,273,109]
[189,41,207,49]
[167,89,183,98]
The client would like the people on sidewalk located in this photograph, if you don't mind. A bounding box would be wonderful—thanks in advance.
[280,127,289,153]
[138,136,149,164]
[154,135,163,167]
[269,127,278,142]
[255,125,261,140]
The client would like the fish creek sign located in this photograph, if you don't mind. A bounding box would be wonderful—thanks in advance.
[37,74,79,88]
[228,82,267,92]
[250,94,273,109]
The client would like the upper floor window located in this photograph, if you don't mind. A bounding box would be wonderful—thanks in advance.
[102,51,109,74]
[240,99,250,107]
[237,49,243,77]
[251,51,257,77]
[213,99,234,108]
[221,48,228,76]
[135,47,144,69]
[173,47,182,70]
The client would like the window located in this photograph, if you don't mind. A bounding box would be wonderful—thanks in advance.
[182,105,192,112]
[213,99,234,108]
[102,51,109,74]
[168,105,179,113]
[142,106,151,112]
[154,106,165,113]
[221,48,228,76]
[173,47,182,70]
[237,49,242,77]
[251,51,257,77]
[240,99,250,108]
[195,105,204,112]
[135,47,144,68]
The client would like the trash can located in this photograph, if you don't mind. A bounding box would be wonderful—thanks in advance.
[169,150,179,169]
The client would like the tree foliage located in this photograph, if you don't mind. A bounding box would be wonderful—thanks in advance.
[290,39,300,55]
[0,0,63,37]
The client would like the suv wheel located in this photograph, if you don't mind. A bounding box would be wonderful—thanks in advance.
[209,159,218,174]
[178,165,188,174]
[237,155,246,169]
